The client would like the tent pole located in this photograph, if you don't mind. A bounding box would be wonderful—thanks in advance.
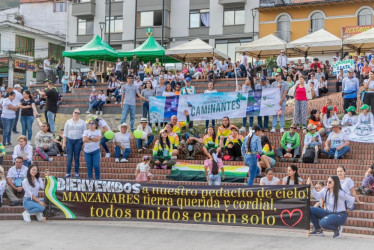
[134,0,137,48]
[108,0,111,46]
[161,0,165,48]
[234,61,238,91]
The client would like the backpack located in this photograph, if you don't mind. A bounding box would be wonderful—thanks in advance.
[302,147,315,163]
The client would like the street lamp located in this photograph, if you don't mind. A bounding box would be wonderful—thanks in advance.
[99,22,105,39]
[251,9,258,41]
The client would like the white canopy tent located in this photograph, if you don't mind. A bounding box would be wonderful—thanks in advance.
[287,29,342,56]
[235,34,287,59]
[343,28,374,52]
[165,38,229,61]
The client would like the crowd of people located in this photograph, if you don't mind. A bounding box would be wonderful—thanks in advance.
[0,50,373,239]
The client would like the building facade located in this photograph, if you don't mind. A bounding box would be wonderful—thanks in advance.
[259,0,374,42]
[66,0,260,69]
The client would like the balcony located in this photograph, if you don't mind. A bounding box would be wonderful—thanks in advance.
[105,1,123,16]
[189,27,209,37]
[218,0,246,7]
[274,31,291,42]
[72,0,96,19]
[136,26,170,41]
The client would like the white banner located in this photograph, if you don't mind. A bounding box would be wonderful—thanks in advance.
[342,124,374,143]
[332,59,354,76]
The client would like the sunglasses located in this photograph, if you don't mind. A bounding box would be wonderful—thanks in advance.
[290,127,296,129]
[89,122,96,125]
[74,112,80,114]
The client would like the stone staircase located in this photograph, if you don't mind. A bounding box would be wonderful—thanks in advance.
[1,130,373,236]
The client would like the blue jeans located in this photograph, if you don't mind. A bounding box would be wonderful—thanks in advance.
[1,117,15,144]
[88,100,99,112]
[205,120,215,129]
[142,102,151,126]
[20,116,34,141]
[12,109,20,132]
[100,137,110,154]
[245,153,260,186]
[208,174,221,186]
[114,146,131,159]
[323,146,350,158]
[137,134,154,149]
[258,116,269,129]
[115,70,122,80]
[139,73,145,81]
[57,70,62,83]
[62,83,67,93]
[23,197,45,213]
[85,79,97,87]
[23,160,31,167]
[46,111,56,134]
[66,138,83,175]
[310,207,347,231]
[121,104,136,131]
[242,117,254,128]
[96,101,105,111]
[84,149,101,179]
[272,101,286,129]
[116,94,122,103]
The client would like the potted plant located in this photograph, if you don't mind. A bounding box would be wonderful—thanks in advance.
[265,56,277,77]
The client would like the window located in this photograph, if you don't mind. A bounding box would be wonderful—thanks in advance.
[105,16,123,33]
[77,19,94,35]
[216,38,251,62]
[276,14,290,42]
[190,9,210,28]
[15,35,35,57]
[48,43,65,60]
[54,2,66,12]
[137,10,170,27]
[224,9,245,26]
[358,8,373,26]
[77,0,92,3]
[310,12,324,32]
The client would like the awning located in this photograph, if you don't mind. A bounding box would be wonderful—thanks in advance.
[235,34,287,59]
[63,35,118,62]
[165,38,229,61]
[343,28,374,52]
[287,29,342,56]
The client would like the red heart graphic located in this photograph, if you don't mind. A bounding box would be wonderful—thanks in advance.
[280,209,303,228]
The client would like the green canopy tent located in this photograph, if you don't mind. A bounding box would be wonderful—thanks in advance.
[62,35,118,62]
[117,35,178,63]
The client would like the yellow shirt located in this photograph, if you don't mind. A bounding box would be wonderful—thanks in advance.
[224,134,244,147]
[172,121,187,136]
[168,132,179,148]
[152,140,172,158]
[217,125,232,139]
[144,67,153,75]
[203,135,218,149]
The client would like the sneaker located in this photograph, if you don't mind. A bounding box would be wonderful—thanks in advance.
[100,111,103,115]
[65,174,71,178]
[10,200,20,206]
[239,126,246,133]
[48,158,53,162]
[114,102,118,104]
[86,110,90,114]
[314,158,318,164]
[333,227,342,238]
[74,173,79,178]
[105,153,111,158]
[95,111,99,115]
[280,128,285,133]
[120,158,128,163]
[115,158,119,163]
[292,157,297,163]
[22,211,31,223]
[310,229,324,236]
[138,149,143,153]
[35,212,43,222]
[270,128,276,133]
[57,154,61,156]
[63,153,67,157]
[142,146,148,150]
[13,131,20,134]
[356,187,364,194]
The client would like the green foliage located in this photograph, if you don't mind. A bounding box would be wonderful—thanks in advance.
[265,56,277,70]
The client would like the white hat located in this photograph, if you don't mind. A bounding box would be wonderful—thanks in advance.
[117,122,128,131]
[14,84,21,88]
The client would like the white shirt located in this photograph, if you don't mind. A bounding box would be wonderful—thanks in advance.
[13,89,23,105]
[323,114,340,129]
[43,59,51,70]
[312,187,354,213]
[134,80,143,89]
[277,55,289,68]
[63,118,86,140]
[7,165,28,186]
[136,162,151,173]
[97,94,106,102]
[22,178,44,199]
[150,79,158,89]
[113,132,131,148]
[260,176,280,185]
[98,119,110,131]
[341,114,358,126]
[162,91,175,97]
[282,176,303,185]
[12,144,33,163]
[327,131,348,149]
[340,177,354,195]
[364,79,374,93]
[136,125,152,135]
[116,62,122,71]
[357,113,374,126]
[83,129,101,153]
[1,98,16,119]
[240,55,247,66]
[0,179,5,197]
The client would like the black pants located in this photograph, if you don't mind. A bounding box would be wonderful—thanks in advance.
[336,81,342,92]
[364,92,374,115]
[107,88,116,97]
[319,87,328,95]
[122,70,128,82]
[227,143,242,158]
[276,147,300,158]
[343,98,357,113]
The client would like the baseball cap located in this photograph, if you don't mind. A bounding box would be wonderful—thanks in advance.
[186,77,191,82]
[347,68,354,73]
[331,120,341,127]
[327,105,334,110]
[360,104,370,110]
[260,76,267,81]
[13,84,21,88]
[345,106,356,112]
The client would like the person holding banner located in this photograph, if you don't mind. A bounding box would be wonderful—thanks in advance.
[363,72,374,115]
[82,119,102,180]
[204,82,217,130]
[271,73,289,133]
[357,104,374,126]
[241,126,263,186]
[255,77,271,131]
[181,78,196,95]
[308,176,355,238]
[260,168,280,185]
[342,68,359,111]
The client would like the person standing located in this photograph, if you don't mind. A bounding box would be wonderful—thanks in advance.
[43,58,51,80]
[83,119,102,180]
[56,60,63,84]
[130,54,140,75]
[62,108,85,178]
[115,58,122,81]
[1,91,18,146]
[121,57,130,81]
[342,68,359,111]
[255,77,271,131]
[204,82,217,130]
[277,50,289,69]
[141,81,155,126]
[242,126,263,186]
[12,84,23,134]
[363,71,374,115]
[120,75,146,131]
[43,80,58,134]
[18,90,39,141]
[271,73,289,133]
